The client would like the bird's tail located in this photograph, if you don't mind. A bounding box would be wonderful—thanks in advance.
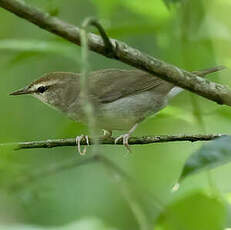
[192,65,226,77]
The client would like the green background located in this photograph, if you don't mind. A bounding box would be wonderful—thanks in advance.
[0,0,231,229]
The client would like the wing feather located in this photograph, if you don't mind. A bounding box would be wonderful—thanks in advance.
[88,69,170,103]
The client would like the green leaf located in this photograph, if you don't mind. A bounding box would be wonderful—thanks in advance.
[0,39,79,61]
[156,192,226,230]
[180,136,231,180]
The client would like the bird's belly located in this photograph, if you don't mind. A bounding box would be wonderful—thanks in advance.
[97,92,168,131]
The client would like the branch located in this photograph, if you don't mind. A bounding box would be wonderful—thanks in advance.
[0,0,231,106]
[11,134,225,150]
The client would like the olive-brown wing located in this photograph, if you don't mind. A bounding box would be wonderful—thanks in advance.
[89,69,170,103]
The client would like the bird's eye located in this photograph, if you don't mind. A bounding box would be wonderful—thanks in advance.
[37,86,48,93]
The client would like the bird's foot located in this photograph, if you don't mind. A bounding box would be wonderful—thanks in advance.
[75,135,89,155]
[115,133,131,152]
[114,123,138,152]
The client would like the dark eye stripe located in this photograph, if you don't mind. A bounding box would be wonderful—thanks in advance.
[37,86,48,93]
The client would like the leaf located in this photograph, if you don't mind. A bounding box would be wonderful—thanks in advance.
[180,136,231,181]
[156,192,226,230]
[0,39,79,61]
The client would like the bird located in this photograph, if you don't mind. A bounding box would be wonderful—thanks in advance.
[10,66,224,154]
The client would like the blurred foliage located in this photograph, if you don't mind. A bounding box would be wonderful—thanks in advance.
[0,0,231,230]
[157,191,226,230]
[180,136,231,180]
[0,218,117,230]
[0,39,79,61]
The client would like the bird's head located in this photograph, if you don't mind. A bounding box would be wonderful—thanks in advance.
[10,72,79,112]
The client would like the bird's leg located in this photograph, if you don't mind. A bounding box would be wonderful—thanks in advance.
[75,135,89,155]
[114,123,138,152]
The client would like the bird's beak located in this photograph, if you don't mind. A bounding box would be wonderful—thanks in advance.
[9,87,32,96]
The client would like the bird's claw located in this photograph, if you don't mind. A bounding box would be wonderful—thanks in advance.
[115,134,131,152]
[75,135,89,155]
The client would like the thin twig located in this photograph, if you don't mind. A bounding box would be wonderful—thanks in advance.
[82,17,114,57]
[6,134,225,150]
[0,0,230,106]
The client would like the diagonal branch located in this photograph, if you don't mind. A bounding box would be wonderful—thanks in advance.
[7,134,226,150]
[0,0,231,106]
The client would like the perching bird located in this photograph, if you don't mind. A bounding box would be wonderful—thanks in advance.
[10,66,224,154]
